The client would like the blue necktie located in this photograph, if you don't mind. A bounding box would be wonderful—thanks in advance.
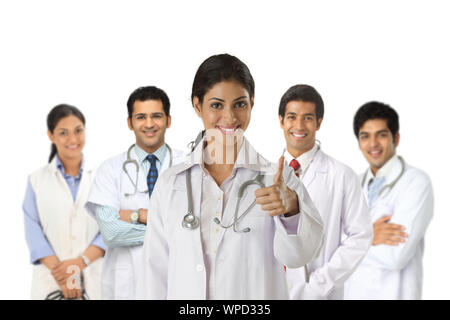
[368,176,386,207]
[146,154,158,197]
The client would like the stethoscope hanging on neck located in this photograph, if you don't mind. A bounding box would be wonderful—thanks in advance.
[181,130,266,233]
[361,156,406,198]
[181,131,205,230]
[122,143,173,197]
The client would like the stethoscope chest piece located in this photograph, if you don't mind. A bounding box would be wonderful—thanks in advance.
[182,167,200,230]
[182,211,199,230]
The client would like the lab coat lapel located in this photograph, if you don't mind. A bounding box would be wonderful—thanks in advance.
[216,169,256,246]
[302,149,327,188]
[160,145,171,172]
[375,156,403,205]
[184,166,205,260]
[50,158,76,203]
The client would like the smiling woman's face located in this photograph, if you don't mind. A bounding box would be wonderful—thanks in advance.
[193,80,254,146]
[47,115,85,160]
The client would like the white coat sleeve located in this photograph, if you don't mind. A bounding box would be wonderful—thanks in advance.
[273,167,324,268]
[85,160,121,216]
[297,169,373,299]
[136,175,169,299]
[363,172,434,270]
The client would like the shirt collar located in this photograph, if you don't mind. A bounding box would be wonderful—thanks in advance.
[134,143,167,165]
[367,154,399,181]
[285,143,319,172]
[187,135,274,173]
[55,154,84,179]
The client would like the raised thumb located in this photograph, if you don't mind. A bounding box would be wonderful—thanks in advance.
[273,156,285,184]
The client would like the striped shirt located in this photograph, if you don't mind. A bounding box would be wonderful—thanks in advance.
[95,144,167,247]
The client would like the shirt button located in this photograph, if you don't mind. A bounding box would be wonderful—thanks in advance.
[196,264,204,272]
[215,228,219,233]
[218,196,221,201]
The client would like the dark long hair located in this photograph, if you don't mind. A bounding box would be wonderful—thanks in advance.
[47,104,86,163]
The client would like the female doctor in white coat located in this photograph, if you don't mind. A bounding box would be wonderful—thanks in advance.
[138,54,324,300]
[23,104,104,299]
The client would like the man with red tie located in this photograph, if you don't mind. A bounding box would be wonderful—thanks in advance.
[278,84,373,299]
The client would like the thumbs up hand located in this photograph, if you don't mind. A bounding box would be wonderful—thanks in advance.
[254,156,300,217]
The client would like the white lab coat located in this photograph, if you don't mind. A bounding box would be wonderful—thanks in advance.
[138,137,324,300]
[29,158,103,299]
[86,145,185,299]
[286,149,373,299]
[344,156,434,299]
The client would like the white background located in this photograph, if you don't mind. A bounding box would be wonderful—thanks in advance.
[0,0,448,299]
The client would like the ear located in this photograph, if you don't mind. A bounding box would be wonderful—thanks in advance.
[316,118,323,131]
[250,96,255,110]
[47,130,54,143]
[166,114,172,128]
[192,96,202,117]
[127,117,133,130]
[394,132,400,147]
[279,115,285,127]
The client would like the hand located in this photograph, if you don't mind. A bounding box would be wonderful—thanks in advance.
[59,283,82,300]
[372,215,408,246]
[254,156,299,217]
[51,258,84,286]
[138,208,148,224]
[119,209,148,224]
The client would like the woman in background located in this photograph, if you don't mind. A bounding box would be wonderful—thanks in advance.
[23,104,104,299]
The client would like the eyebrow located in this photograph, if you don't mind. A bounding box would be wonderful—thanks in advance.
[233,96,248,101]
[359,129,389,136]
[207,96,248,102]
[135,112,164,116]
[208,97,225,102]
[57,125,84,131]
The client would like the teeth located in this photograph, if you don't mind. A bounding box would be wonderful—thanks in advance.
[219,127,237,133]
[292,133,306,138]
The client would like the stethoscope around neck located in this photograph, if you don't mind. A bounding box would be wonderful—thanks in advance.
[181,131,266,233]
[122,143,173,197]
[361,156,406,198]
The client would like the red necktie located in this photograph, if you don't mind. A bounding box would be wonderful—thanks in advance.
[289,159,301,177]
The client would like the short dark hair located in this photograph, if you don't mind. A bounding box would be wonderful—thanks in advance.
[127,86,170,118]
[353,101,399,139]
[278,84,324,124]
[191,53,255,105]
[47,104,85,163]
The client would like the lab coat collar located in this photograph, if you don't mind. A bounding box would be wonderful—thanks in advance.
[366,154,399,181]
[363,155,403,190]
[308,148,328,173]
[172,135,276,175]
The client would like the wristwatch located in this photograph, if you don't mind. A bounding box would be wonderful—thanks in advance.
[130,210,140,224]
[81,254,91,267]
